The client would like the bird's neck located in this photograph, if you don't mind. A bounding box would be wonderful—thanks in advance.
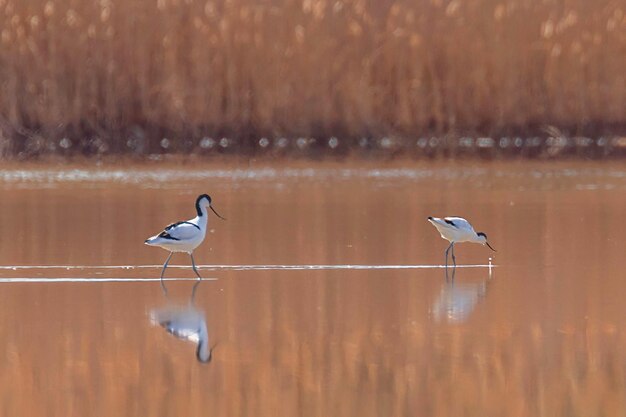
[196,203,209,218]
[193,213,208,229]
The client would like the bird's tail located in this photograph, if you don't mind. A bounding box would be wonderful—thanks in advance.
[427,216,445,226]
[144,235,160,245]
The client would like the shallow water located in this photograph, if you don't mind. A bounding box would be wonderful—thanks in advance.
[0,161,625,416]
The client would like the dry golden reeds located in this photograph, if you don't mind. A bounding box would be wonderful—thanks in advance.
[0,0,624,155]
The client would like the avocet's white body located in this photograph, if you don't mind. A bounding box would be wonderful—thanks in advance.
[427,216,495,267]
[145,194,225,286]
[145,215,207,254]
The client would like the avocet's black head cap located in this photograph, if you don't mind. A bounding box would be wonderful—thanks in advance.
[196,194,226,220]
[197,194,212,204]
[477,232,496,251]
[195,194,212,217]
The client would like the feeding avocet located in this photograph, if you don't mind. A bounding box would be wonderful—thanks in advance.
[145,194,225,288]
[427,216,495,267]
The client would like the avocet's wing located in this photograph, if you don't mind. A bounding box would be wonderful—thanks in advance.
[443,217,474,232]
[156,221,201,241]
[428,216,459,229]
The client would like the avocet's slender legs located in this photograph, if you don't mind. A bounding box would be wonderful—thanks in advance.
[160,252,174,295]
[445,242,455,269]
[451,243,457,266]
[190,253,202,280]
[160,252,203,296]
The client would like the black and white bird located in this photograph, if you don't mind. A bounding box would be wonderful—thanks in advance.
[145,194,225,288]
[150,304,213,363]
[427,216,495,267]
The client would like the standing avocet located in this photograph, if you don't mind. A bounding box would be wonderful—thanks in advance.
[145,194,225,288]
[427,216,495,267]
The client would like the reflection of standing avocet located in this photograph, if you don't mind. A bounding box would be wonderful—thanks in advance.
[150,279,214,363]
[145,194,226,293]
[427,216,496,267]
[151,304,213,363]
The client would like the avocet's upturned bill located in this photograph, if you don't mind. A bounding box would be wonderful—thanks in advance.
[145,194,225,290]
[427,216,496,268]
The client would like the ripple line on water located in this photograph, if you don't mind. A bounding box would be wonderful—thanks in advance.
[0,277,217,283]
[0,264,495,271]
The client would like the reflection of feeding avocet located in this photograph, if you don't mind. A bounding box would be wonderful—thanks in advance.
[430,261,494,324]
[150,279,214,363]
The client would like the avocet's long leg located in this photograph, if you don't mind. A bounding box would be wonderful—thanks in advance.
[160,252,174,295]
[451,243,457,267]
[444,242,454,269]
[190,253,202,280]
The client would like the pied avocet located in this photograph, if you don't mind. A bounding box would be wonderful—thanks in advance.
[145,194,225,289]
[427,216,495,267]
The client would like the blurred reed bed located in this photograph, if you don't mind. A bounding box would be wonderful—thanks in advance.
[0,0,624,157]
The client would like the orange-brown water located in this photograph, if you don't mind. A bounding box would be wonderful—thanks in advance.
[0,161,625,416]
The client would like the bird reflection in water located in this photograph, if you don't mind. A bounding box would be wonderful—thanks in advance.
[431,261,494,324]
[149,278,214,363]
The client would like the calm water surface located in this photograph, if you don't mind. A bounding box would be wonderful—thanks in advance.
[0,161,625,416]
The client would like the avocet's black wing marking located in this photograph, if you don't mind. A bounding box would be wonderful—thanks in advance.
[444,218,457,227]
[157,221,201,241]
[443,217,475,233]
[157,231,180,240]
[164,221,201,231]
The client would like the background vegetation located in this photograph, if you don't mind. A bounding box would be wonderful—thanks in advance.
[0,0,624,156]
